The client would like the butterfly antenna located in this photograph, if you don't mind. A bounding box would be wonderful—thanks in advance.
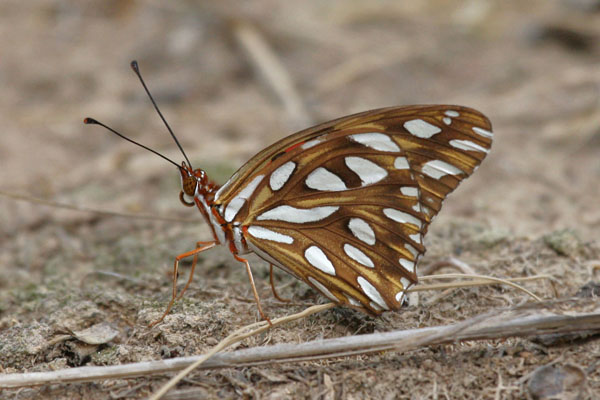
[83,117,180,169]
[130,60,193,170]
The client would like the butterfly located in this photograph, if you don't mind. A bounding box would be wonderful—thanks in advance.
[86,62,493,325]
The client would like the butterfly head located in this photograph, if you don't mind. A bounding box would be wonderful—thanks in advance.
[178,161,208,207]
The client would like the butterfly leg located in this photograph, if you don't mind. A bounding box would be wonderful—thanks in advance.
[269,264,291,303]
[234,255,273,327]
[175,240,217,302]
[149,240,217,327]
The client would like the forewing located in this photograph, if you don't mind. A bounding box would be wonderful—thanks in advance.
[217,105,492,314]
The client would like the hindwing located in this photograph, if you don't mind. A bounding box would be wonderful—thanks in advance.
[214,105,492,314]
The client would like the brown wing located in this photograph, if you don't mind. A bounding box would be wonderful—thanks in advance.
[216,105,492,314]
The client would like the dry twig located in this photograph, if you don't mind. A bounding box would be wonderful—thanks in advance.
[1,299,598,392]
[416,273,547,302]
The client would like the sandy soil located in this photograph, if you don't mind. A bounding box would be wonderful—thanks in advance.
[1,1,599,399]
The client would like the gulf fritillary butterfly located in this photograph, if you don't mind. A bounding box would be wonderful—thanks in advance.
[85,61,493,325]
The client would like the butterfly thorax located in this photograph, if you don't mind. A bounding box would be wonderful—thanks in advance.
[178,162,250,256]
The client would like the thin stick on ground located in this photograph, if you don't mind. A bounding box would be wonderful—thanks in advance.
[148,303,335,400]
[0,269,556,396]
[0,299,598,391]
[419,257,477,276]
[148,271,550,397]
[415,273,551,301]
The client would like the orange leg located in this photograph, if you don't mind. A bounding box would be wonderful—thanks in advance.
[175,241,216,302]
[149,240,217,327]
[269,264,291,303]
[234,254,273,327]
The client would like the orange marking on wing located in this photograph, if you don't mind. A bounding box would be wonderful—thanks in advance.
[285,141,305,153]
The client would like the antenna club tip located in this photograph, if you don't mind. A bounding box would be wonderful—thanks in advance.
[83,117,98,125]
[130,60,139,71]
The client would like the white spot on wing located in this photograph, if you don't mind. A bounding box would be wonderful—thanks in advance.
[395,291,404,302]
[348,218,376,245]
[214,171,239,202]
[445,110,460,117]
[308,277,337,301]
[257,205,339,223]
[472,126,493,138]
[443,117,451,125]
[394,157,410,170]
[401,187,418,197]
[301,138,323,150]
[247,226,294,244]
[404,119,442,138]
[422,206,433,217]
[405,244,418,258]
[343,244,374,268]
[225,199,248,222]
[349,132,400,152]
[401,277,412,289]
[395,276,412,302]
[224,174,264,222]
[306,167,347,191]
[421,160,463,179]
[409,233,421,244]
[357,277,389,310]
[450,139,489,153]
[232,226,245,254]
[345,156,387,186]
[305,246,336,275]
[345,295,361,307]
[383,208,422,229]
[269,161,296,191]
[399,258,413,272]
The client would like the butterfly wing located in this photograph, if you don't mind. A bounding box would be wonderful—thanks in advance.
[214,105,492,314]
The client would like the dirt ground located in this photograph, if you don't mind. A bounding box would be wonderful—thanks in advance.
[1,1,600,399]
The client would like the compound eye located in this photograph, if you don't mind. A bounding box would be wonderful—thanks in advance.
[197,169,208,185]
[182,176,196,196]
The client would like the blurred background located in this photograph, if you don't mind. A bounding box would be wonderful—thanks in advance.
[1,1,599,236]
[0,0,599,397]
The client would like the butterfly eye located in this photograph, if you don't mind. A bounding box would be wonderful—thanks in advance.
[182,175,197,197]
[195,169,208,185]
